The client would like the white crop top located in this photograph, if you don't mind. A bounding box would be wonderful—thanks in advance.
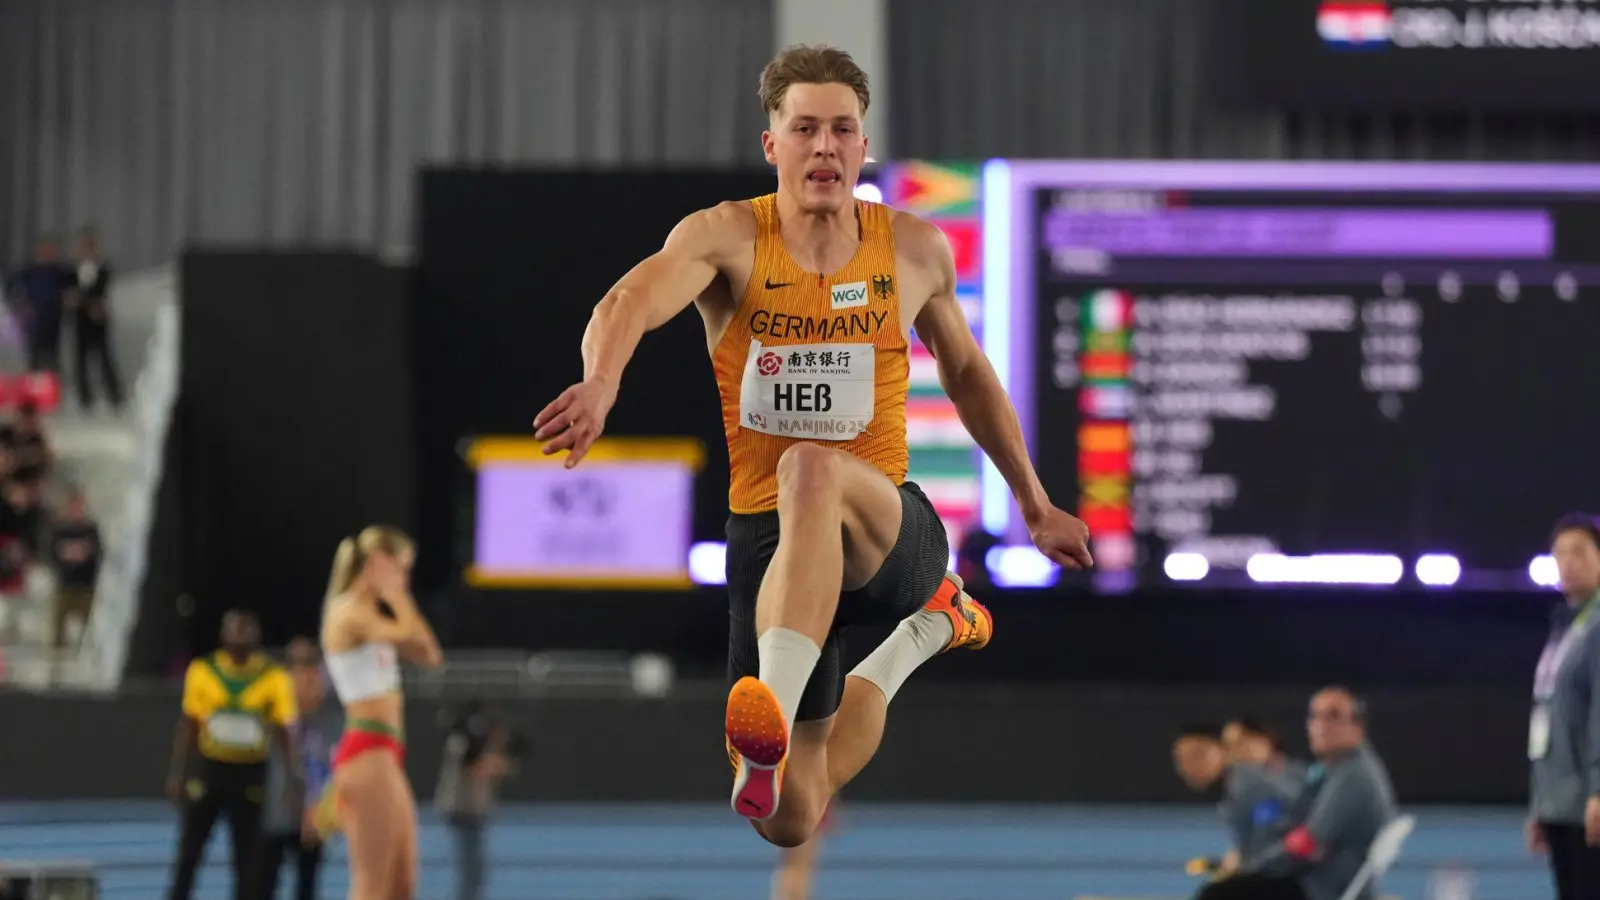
[325,642,400,703]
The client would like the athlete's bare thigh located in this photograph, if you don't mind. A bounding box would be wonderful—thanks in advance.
[773,442,903,590]
[337,753,412,899]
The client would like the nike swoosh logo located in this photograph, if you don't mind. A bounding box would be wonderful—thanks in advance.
[764,278,793,290]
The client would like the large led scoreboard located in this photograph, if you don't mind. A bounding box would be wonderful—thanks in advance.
[985,161,1600,591]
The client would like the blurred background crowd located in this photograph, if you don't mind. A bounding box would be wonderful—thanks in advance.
[2,1,1600,899]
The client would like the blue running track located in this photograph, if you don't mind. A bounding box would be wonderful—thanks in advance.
[0,802,1547,900]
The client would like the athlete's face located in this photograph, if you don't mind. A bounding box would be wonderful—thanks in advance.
[763,82,868,215]
[367,547,415,595]
[1554,528,1600,599]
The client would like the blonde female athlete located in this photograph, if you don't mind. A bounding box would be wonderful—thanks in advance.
[318,526,442,900]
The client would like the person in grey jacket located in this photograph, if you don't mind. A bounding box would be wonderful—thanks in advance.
[1172,722,1306,882]
[1529,513,1600,900]
[261,638,342,900]
[435,702,517,900]
[1201,688,1397,900]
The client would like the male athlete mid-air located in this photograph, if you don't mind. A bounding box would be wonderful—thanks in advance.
[534,44,1094,848]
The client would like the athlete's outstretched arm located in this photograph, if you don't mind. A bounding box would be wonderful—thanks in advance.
[907,219,1094,570]
[534,204,739,467]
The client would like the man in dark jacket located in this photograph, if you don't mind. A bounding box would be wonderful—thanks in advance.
[1529,513,1600,900]
[70,228,122,411]
[5,238,73,373]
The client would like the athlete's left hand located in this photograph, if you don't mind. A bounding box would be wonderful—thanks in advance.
[534,378,617,468]
[1026,505,1094,571]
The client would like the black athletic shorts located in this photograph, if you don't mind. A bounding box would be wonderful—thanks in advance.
[725,480,950,723]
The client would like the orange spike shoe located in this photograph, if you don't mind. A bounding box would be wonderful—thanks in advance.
[922,571,993,652]
[724,675,789,821]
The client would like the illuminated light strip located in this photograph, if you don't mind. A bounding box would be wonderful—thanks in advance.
[1530,554,1559,587]
[690,542,959,588]
[986,546,1058,589]
[689,542,727,586]
[1164,552,1209,581]
[1245,553,1403,586]
[980,159,1013,536]
[1414,554,1461,587]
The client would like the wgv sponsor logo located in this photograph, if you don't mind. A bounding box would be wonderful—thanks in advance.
[831,281,868,310]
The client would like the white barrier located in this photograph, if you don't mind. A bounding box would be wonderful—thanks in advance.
[73,278,180,691]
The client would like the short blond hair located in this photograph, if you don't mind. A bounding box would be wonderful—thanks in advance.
[758,44,871,118]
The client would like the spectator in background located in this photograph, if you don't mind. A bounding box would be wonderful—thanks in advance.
[5,238,74,373]
[1529,513,1600,899]
[1,402,54,484]
[1,476,45,559]
[261,637,340,900]
[166,610,299,900]
[1223,716,1295,773]
[1173,723,1305,886]
[71,228,123,412]
[46,486,100,649]
[436,701,517,900]
[1207,687,1397,900]
[0,516,25,643]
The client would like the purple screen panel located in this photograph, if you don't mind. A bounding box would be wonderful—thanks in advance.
[474,462,693,577]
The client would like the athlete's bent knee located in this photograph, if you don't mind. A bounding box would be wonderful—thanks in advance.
[775,443,842,502]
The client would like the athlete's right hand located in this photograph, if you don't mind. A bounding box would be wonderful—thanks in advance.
[1527,817,1548,854]
[534,378,617,468]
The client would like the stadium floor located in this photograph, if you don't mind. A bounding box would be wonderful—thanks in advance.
[0,802,1543,900]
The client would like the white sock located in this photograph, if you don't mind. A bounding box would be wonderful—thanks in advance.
[847,609,954,704]
[757,627,823,728]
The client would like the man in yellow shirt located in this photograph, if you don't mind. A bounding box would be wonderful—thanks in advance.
[165,609,299,900]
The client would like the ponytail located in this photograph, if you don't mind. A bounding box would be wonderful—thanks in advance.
[324,537,359,609]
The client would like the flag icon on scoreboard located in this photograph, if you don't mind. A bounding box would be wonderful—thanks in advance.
[890,161,979,217]
[1317,2,1392,48]
[1080,351,1130,383]
[1080,384,1134,419]
[1088,290,1132,332]
[1083,331,1129,355]
[1079,450,1131,478]
[1081,476,1129,508]
[1078,423,1131,454]
[1079,502,1132,535]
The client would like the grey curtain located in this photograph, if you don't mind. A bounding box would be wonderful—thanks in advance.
[0,0,773,269]
[890,0,1600,163]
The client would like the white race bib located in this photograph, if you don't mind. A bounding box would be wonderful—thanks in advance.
[207,711,266,749]
[739,340,875,442]
[1530,704,1551,761]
